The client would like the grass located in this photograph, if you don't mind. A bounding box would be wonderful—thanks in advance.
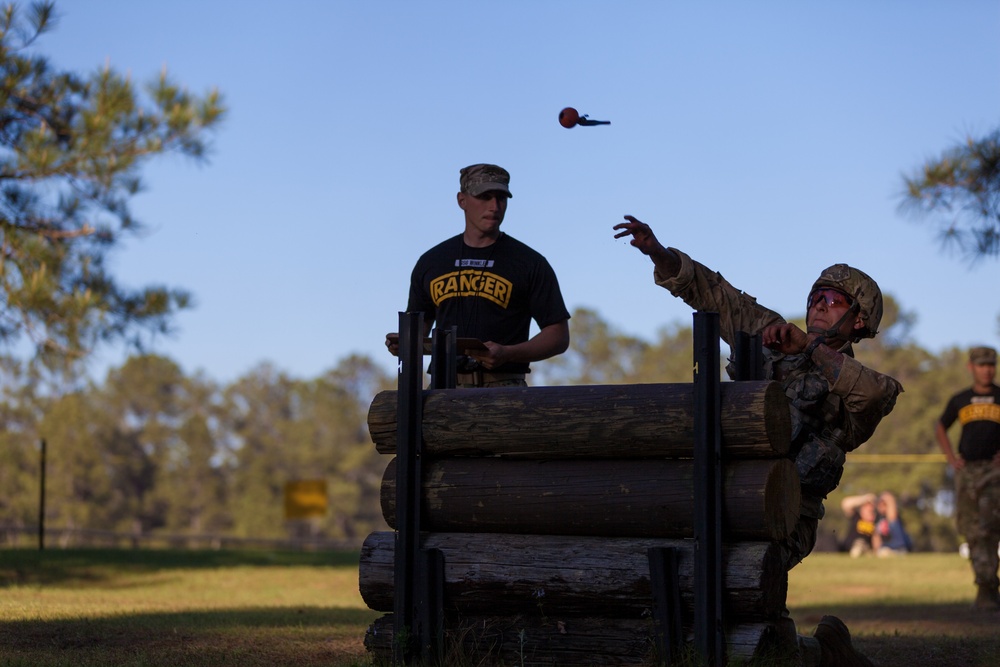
[0,548,378,667]
[0,547,997,666]
[788,551,999,667]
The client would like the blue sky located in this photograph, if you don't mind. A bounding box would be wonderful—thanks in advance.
[41,1,1000,383]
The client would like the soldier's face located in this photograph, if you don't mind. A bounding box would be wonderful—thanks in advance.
[806,288,863,340]
[970,362,996,387]
[458,190,508,236]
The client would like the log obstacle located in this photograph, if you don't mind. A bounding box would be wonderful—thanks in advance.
[379,457,799,541]
[365,614,797,666]
[359,378,800,665]
[367,382,792,459]
[360,532,788,619]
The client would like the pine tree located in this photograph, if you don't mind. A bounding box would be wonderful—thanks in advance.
[900,127,1000,262]
[0,1,225,370]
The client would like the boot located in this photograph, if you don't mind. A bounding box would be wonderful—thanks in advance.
[973,584,1000,610]
[813,615,875,667]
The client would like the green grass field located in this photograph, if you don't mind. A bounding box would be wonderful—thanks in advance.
[0,548,997,666]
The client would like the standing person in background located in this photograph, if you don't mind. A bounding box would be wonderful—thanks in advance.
[935,346,1000,609]
[613,214,903,667]
[386,163,570,387]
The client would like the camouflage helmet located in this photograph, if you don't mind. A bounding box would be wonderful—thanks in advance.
[809,263,882,339]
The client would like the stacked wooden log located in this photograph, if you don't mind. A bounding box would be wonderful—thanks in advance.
[360,382,799,665]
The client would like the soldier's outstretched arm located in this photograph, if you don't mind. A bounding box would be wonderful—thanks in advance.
[613,215,681,278]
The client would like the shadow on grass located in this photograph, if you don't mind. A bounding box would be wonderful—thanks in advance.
[790,601,1000,667]
[0,548,361,587]
[0,606,376,644]
[0,606,378,667]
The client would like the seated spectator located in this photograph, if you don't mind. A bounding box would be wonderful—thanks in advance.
[841,493,879,557]
[874,491,913,556]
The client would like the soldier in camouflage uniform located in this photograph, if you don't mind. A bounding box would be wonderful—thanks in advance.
[935,346,1000,610]
[613,215,903,667]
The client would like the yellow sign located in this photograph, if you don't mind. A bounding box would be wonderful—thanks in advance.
[284,480,328,520]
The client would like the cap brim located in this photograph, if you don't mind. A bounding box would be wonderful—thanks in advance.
[466,184,512,198]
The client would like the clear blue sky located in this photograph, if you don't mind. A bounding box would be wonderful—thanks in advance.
[43,1,1000,383]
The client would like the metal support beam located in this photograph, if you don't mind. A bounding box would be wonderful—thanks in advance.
[648,547,684,665]
[693,311,724,665]
[430,326,458,389]
[393,311,425,665]
[416,547,445,664]
[393,313,448,665]
[733,331,765,381]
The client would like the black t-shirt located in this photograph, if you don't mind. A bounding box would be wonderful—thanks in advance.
[407,232,570,374]
[938,384,1000,462]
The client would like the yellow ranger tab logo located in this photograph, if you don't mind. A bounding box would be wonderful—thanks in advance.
[430,270,513,308]
[958,401,1000,426]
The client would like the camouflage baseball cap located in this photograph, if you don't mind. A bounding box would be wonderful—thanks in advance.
[809,263,883,339]
[459,164,513,198]
[969,346,997,365]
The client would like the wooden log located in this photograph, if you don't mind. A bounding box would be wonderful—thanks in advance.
[359,531,789,619]
[367,381,791,458]
[380,456,800,541]
[364,613,798,666]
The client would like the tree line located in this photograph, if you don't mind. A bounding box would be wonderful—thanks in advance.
[0,1,996,553]
[0,300,986,552]
[0,352,394,545]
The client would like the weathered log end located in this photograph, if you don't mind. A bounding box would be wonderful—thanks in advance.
[721,380,791,457]
[367,389,397,452]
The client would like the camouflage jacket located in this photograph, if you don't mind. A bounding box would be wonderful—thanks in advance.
[655,248,903,516]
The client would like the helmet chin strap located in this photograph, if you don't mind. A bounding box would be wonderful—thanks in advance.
[807,302,861,342]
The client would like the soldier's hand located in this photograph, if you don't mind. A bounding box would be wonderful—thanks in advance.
[385,333,399,357]
[469,341,505,370]
[761,323,811,355]
[613,215,667,257]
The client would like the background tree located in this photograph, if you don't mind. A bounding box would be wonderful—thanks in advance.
[901,126,1000,262]
[0,355,44,538]
[220,358,393,542]
[0,1,225,371]
[38,388,113,534]
[220,363,299,539]
[144,369,229,536]
[533,307,652,385]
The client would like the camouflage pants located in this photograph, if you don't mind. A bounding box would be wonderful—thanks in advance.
[955,461,1000,589]
[780,513,820,572]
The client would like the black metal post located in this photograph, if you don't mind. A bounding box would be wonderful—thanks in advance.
[419,321,452,662]
[693,312,724,665]
[416,546,445,664]
[648,546,683,665]
[394,312,424,664]
[733,331,765,381]
[38,438,46,551]
[430,326,458,390]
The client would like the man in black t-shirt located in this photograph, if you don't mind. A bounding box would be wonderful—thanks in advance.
[386,164,570,387]
[936,345,1000,609]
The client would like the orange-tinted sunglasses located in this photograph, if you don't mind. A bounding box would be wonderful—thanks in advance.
[807,288,854,310]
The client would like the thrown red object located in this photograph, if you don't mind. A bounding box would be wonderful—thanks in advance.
[558,107,580,128]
